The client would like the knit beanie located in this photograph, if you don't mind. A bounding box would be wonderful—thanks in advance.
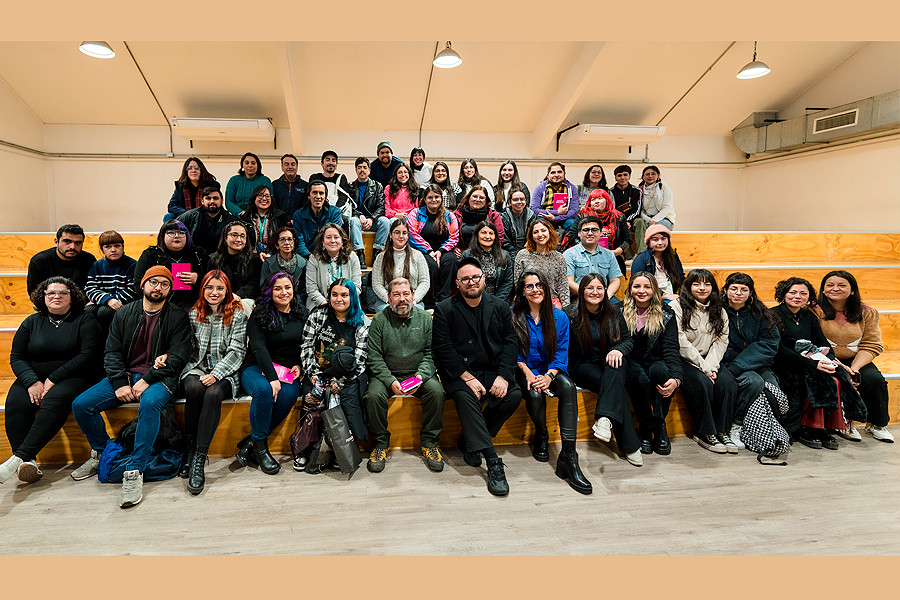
[377,140,393,153]
[644,223,672,244]
[141,265,174,288]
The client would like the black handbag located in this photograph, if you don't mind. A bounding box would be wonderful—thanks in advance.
[322,403,362,474]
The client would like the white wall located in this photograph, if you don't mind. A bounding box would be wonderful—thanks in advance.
[0,76,49,231]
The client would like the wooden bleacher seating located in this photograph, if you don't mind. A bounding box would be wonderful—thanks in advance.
[1,231,898,464]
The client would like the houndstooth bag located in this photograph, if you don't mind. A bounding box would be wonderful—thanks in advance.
[740,382,791,464]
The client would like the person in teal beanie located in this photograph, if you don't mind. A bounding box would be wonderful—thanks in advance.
[225,152,273,216]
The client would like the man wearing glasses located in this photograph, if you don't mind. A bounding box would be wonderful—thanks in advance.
[563,216,623,301]
[432,257,522,497]
[70,265,191,508]
[26,223,96,294]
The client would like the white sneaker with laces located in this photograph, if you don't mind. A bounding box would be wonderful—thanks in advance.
[71,449,101,481]
[835,421,862,442]
[730,424,746,449]
[592,417,612,442]
[120,470,144,508]
[0,455,24,484]
[865,423,894,443]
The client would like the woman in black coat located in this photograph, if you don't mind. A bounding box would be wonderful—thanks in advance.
[621,271,683,455]
[1,277,101,485]
[134,220,208,310]
[208,222,262,304]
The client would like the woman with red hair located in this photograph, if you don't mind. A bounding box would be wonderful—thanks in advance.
[568,189,630,273]
[179,270,248,494]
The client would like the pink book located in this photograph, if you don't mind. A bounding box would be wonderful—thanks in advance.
[552,193,568,211]
[171,263,191,291]
[273,363,296,384]
[399,376,422,393]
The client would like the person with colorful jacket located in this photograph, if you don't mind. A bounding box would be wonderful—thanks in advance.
[407,184,460,306]
[529,162,579,229]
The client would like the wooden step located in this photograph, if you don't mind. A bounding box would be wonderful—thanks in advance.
[0,233,158,271]
[672,232,900,265]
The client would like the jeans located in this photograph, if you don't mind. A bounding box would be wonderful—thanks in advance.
[357,215,391,251]
[72,373,172,472]
[240,366,301,441]
[348,216,364,251]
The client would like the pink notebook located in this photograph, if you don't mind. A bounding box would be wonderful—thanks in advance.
[399,376,422,393]
[273,363,296,384]
[171,263,191,291]
[552,193,568,211]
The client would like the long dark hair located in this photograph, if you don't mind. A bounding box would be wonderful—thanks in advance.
[723,272,776,333]
[458,158,483,187]
[678,269,726,338]
[581,164,607,188]
[252,272,303,332]
[210,222,255,284]
[817,270,864,322]
[512,271,557,360]
[176,156,217,188]
[647,227,683,294]
[381,218,412,285]
[468,221,508,267]
[419,184,449,236]
[387,163,419,198]
[311,223,351,264]
[495,160,525,210]
[238,152,262,176]
[573,273,620,354]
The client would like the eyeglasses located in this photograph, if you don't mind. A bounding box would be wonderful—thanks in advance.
[458,274,483,285]
[146,279,172,289]
[524,283,544,291]
[165,231,186,238]
[257,194,272,199]
[580,227,600,234]
[44,290,70,297]
[278,237,294,244]
[227,233,247,240]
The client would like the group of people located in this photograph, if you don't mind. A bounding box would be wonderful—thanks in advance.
[1,147,892,509]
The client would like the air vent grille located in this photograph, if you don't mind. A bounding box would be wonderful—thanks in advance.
[813,109,858,134]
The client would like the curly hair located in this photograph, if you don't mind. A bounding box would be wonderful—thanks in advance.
[30,276,87,315]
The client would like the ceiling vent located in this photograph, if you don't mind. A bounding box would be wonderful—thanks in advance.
[812,109,858,134]
[171,117,275,142]
[559,124,667,146]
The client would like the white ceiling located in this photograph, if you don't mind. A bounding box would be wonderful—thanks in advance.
[0,41,892,143]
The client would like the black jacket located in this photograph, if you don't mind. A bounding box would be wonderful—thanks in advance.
[176,208,238,256]
[609,183,642,223]
[500,206,537,256]
[349,178,386,219]
[563,304,633,370]
[723,305,780,375]
[432,292,519,394]
[133,245,208,310]
[271,174,308,217]
[104,300,192,393]
[625,304,684,382]
[460,249,514,302]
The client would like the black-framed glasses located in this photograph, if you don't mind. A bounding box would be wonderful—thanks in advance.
[458,274,483,285]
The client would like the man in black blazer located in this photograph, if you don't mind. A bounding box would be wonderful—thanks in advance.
[432,257,522,496]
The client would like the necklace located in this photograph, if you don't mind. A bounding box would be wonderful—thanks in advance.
[48,311,70,328]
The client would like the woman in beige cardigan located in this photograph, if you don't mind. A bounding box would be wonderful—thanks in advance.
[669,269,738,454]
[814,270,892,443]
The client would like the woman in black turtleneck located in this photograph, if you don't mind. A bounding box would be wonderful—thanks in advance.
[134,220,207,310]
[208,222,261,304]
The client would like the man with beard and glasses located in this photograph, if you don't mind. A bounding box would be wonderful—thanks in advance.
[365,277,445,473]
[177,186,237,255]
[70,266,191,508]
[26,224,96,294]
[432,258,522,496]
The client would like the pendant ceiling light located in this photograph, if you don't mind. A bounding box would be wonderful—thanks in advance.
[736,41,770,79]
[433,42,462,69]
[79,41,116,59]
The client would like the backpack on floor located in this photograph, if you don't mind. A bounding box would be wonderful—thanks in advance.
[740,382,791,462]
[97,402,184,483]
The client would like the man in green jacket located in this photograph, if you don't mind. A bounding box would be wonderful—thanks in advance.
[365,277,445,473]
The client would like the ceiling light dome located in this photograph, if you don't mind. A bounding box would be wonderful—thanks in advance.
[433,42,462,69]
[736,42,770,79]
[79,41,115,59]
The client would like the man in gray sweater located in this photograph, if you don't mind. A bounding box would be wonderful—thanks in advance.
[365,277,445,473]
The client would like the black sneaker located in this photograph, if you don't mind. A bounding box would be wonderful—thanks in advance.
[486,457,509,496]
[694,433,727,454]
[818,430,839,451]
[796,427,823,449]
[457,436,482,467]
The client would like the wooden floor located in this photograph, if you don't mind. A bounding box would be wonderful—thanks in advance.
[1,436,897,556]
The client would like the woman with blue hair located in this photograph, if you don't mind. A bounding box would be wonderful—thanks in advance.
[299,278,370,473]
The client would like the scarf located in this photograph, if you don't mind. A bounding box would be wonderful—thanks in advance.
[276,252,300,275]
[461,204,489,224]
[183,182,201,211]
[543,181,567,211]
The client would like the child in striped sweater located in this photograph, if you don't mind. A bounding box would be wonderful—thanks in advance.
[84,230,137,330]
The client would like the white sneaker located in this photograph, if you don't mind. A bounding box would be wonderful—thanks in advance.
[71,449,101,481]
[120,470,144,508]
[730,424,746,449]
[835,421,862,442]
[592,417,612,442]
[625,449,643,467]
[0,455,24,484]
[17,460,43,484]
[865,423,895,443]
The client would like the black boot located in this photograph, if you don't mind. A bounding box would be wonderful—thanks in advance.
[532,429,549,462]
[180,435,196,478]
[555,440,592,495]
[653,421,671,456]
[305,435,323,474]
[235,436,257,467]
[639,425,654,455]
[253,438,280,475]
[356,249,367,270]
[187,451,207,495]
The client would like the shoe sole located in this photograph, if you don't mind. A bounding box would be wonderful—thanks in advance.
[866,431,895,443]
[591,423,612,443]
[187,484,204,495]
[17,463,43,483]
[822,443,839,451]
[367,461,385,473]
[70,468,99,481]
[555,468,593,494]
[120,496,142,508]
[724,445,739,455]
[425,462,444,472]
[834,432,862,442]
[488,485,509,497]
[625,456,643,467]
[797,438,823,450]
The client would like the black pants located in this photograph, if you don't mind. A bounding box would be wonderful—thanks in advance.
[421,250,458,306]
[183,375,232,452]
[680,362,737,436]
[84,303,116,335]
[858,362,890,427]
[5,377,92,462]
[573,362,640,454]
[451,373,522,453]
[625,360,674,435]
[516,371,578,440]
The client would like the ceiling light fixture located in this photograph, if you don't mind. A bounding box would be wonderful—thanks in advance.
[736,41,770,79]
[79,41,115,59]
[433,42,462,69]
